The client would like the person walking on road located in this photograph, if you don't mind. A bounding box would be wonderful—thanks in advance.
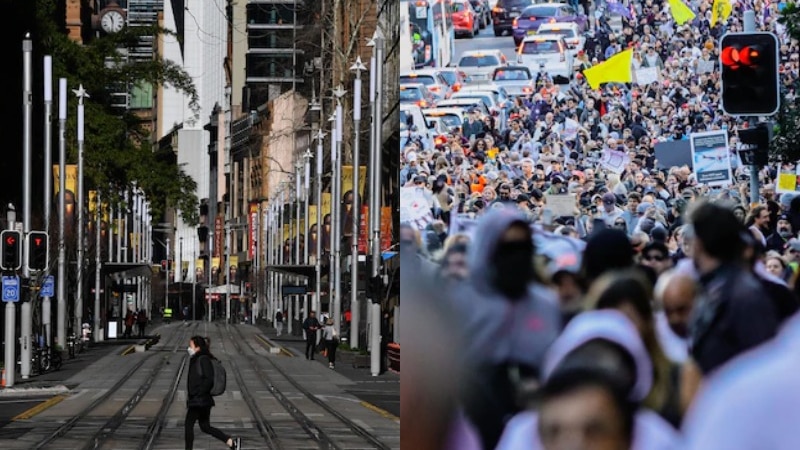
[185,336,241,450]
[275,309,284,336]
[302,311,322,360]
[137,308,148,338]
[322,318,339,369]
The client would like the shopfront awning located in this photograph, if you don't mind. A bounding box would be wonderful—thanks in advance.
[266,264,326,279]
[102,263,153,282]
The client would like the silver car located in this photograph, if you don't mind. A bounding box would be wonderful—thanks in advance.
[457,49,508,83]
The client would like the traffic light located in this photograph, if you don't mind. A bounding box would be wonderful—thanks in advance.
[1,230,22,271]
[720,32,780,116]
[27,231,49,272]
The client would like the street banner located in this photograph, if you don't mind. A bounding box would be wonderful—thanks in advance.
[381,207,393,252]
[211,257,220,280]
[283,223,290,241]
[52,164,77,197]
[359,205,369,254]
[342,166,368,199]
[195,258,205,282]
[229,255,239,283]
[400,187,433,230]
[89,190,97,216]
[248,203,258,260]
[321,193,332,254]
[690,130,732,186]
[214,216,223,257]
[309,205,318,259]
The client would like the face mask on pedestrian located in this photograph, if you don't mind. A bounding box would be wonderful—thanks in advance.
[187,346,196,356]
[779,225,792,238]
[491,237,534,299]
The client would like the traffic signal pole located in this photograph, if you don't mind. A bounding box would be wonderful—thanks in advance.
[21,36,33,380]
[744,11,761,205]
[4,208,17,387]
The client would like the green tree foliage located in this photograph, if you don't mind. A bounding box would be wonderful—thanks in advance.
[774,4,800,162]
[34,0,200,225]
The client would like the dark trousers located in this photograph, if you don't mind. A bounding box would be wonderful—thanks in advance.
[124,324,132,338]
[305,333,317,359]
[326,339,338,364]
[138,322,146,338]
[185,406,229,450]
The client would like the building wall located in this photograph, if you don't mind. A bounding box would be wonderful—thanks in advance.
[262,90,308,201]
[231,0,248,120]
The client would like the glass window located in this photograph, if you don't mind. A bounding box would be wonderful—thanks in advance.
[401,75,437,85]
[520,40,559,54]
[400,87,423,101]
[130,82,153,109]
[458,55,500,67]
[523,6,559,17]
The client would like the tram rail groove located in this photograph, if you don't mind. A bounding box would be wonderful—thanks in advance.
[31,322,197,450]
[226,323,391,450]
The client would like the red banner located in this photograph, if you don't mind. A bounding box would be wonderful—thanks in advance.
[248,203,258,260]
[381,207,393,252]
[358,205,369,254]
[214,216,223,257]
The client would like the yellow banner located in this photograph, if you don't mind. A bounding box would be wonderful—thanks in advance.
[283,224,290,241]
[230,255,239,268]
[52,164,77,197]
[196,258,205,271]
[290,220,296,238]
[342,166,368,201]
[322,192,332,218]
[89,190,97,215]
[101,201,109,223]
[309,205,318,228]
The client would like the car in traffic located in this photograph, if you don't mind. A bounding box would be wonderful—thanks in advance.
[400,69,452,100]
[400,82,438,109]
[452,0,481,38]
[434,98,492,119]
[490,65,536,97]
[516,33,574,84]
[511,2,588,46]
[456,49,508,83]
[536,22,585,53]
[435,67,469,96]
[451,86,512,129]
[424,107,465,134]
[491,0,535,37]
[469,0,492,29]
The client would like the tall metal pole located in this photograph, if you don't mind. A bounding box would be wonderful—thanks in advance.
[74,84,89,337]
[303,149,311,329]
[179,236,183,319]
[279,190,287,332]
[207,234,212,323]
[5,207,17,387]
[57,78,67,351]
[21,35,33,380]
[225,224,231,324]
[333,86,345,335]
[368,29,385,377]
[367,40,377,279]
[95,192,102,342]
[166,237,170,314]
[350,58,366,349]
[315,131,324,318]
[43,55,54,348]
[296,162,302,266]
[192,242,196,321]
[370,30,385,281]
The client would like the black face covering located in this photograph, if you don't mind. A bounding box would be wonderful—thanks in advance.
[491,240,534,299]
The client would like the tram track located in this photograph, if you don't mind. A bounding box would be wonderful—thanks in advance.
[221,323,390,450]
[30,322,198,450]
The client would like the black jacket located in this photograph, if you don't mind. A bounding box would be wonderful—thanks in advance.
[302,317,321,334]
[187,352,215,408]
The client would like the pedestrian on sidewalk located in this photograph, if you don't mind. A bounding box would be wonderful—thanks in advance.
[302,311,322,360]
[124,308,135,338]
[322,318,339,369]
[275,310,284,336]
[185,336,241,450]
[137,308,148,338]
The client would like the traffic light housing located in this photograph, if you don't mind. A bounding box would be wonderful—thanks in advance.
[1,230,22,271]
[720,32,780,116]
[27,231,49,272]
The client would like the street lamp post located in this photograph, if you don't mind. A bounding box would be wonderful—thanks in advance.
[350,57,366,349]
[74,84,89,348]
[332,85,346,336]
[315,131,324,320]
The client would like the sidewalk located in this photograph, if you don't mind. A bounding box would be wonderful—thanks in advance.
[255,319,400,418]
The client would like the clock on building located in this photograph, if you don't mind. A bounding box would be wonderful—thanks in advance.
[93,0,127,34]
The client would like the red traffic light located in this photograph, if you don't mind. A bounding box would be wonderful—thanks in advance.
[5,236,15,246]
[721,45,761,69]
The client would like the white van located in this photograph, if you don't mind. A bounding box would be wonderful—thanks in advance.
[400,103,435,150]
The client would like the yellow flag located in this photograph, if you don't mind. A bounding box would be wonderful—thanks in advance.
[668,0,696,25]
[710,0,731,27]
[583,49,633,89]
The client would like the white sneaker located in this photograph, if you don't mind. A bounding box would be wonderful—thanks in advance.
[329,363,334,369]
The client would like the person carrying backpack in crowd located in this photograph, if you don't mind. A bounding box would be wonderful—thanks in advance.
[186,335,240,450]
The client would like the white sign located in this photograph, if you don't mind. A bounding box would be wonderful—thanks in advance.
[600,149,630,174]
[690,130,732,186]
[634,67,660,86]
[415,6,427,18]
[545,194,577,217]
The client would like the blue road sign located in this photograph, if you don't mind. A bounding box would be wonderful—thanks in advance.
[41,276,55,297]
[2,276,20,302]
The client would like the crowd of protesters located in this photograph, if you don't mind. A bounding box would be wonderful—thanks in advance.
[400,0,800,448]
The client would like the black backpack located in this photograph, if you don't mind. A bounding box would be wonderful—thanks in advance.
[197,355,227,396]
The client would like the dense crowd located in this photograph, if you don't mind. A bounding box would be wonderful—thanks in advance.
[400,0,800,449]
